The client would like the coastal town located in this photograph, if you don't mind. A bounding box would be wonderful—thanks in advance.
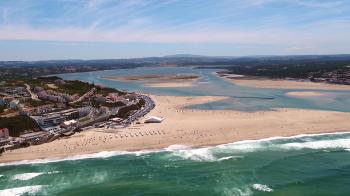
[0,76,155,153]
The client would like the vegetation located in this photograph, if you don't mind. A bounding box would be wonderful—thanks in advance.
[57,80,95,96]
[0,60,145,79]
[215,60,350,85]
[1,55,350,85]
[116,100,145,119]
[222,61,350,79]
[0,105,5,113]
[21,99,50,107]
[91,100,126,108]
[96,86,125,96]
[0,116,40,137]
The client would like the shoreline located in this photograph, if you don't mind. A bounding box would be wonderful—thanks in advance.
[217,73,350,90]
[2,94,350,163]
[1,130,350,166]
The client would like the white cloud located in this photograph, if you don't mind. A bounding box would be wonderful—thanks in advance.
[0,20,349,48]
[0,0,349,56]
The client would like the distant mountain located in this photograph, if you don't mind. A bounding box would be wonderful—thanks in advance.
[1,54,350,67]
[1,54,350,80]
[162,54,208,58]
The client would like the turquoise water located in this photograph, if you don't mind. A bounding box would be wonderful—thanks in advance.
[58,67,350,112]
[1,133,350,195]
[1,67,350,195]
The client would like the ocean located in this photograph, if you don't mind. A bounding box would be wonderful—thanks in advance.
[1,132,350,195]
[1,66,350,195]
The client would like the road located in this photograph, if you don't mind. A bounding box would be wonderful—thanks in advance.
[25,84,40,101]
[124,95,155,124]
[69,88,96,104]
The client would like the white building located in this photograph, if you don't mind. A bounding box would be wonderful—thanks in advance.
[62,120,77,127]
[144,116,165,123]
[0,128,9,139]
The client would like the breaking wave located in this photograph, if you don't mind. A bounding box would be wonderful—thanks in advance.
[252,184,273,192]
[11,173,44,181]
[1,131,350,166]
[282,138,350,150]
[0,150,159,167]
[169,147,215,161]
[217,156,237,161]
[0,185,43,196]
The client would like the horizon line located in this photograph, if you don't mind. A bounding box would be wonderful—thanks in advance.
[1,53,350,62]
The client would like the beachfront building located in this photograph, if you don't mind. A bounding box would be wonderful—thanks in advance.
[33,109,80,128]
[61,119,77,128]
[0,128,10,146]
[144,116,165,123]
[19,131,53,145]
[0,128,9,140]
[35,114,66,128]
[9,100,19,109]
[0,97,5,106]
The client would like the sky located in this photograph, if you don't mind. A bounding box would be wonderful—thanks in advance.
[0,0,350,60]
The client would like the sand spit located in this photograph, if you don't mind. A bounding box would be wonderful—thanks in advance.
[218,73,350,90]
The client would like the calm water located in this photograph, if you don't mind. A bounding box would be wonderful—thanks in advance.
[1,67,350,195]
[58,66,350,112]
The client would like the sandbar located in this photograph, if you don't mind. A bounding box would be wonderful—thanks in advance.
[286,91,333,98]
[102,74,198,88]
[102,74,198,82]
[218,73,350,90]
[143,82,195,88]
[2,94,350,163]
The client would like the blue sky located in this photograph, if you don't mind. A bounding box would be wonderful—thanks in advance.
[0,0,349,60]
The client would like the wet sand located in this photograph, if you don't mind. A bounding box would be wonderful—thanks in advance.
[143,82,195,88]
[219,73,350,90]
[102,74,199,88]
[2,95,350,163]
[286,91,333,98]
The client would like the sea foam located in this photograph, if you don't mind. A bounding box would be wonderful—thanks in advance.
[0,151,133,167]
[217,131,350,152]
[0,150,161,167]
[170,147,215,161]
[282,138,350,150]
[11,173,44,181]
[0,185,43,196]
[252,184,273,192]
[1,131,350,166]
[10,171,60,182]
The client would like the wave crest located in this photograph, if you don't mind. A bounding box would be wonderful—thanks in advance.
[11,173,44,181]
[0,185,43,196]
[252,184,273,192]
[1,132,350,166]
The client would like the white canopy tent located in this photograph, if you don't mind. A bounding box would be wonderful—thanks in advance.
[144,116,165,123]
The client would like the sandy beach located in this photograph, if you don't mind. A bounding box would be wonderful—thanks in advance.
[2,94,350,163]
[219,73,350,90]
